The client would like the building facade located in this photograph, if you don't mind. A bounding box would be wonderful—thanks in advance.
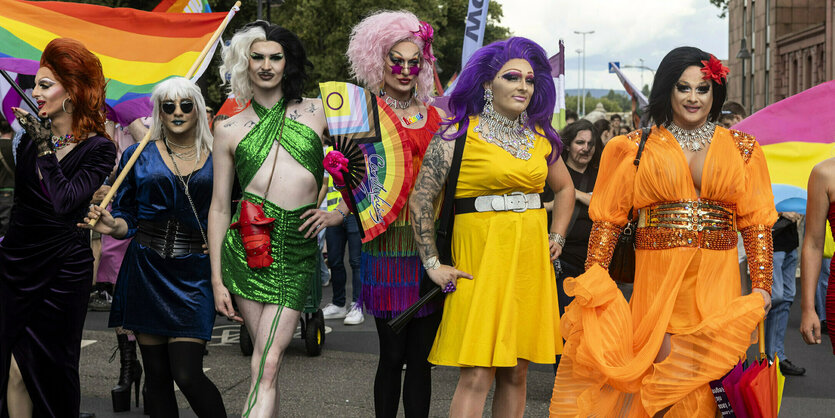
[727,0,834,114]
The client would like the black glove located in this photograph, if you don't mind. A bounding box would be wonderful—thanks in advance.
[14,109,54,155]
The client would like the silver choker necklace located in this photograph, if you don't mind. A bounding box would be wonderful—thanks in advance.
[384,95,413,110]
[475,109,535,160]
[665,121,716,152]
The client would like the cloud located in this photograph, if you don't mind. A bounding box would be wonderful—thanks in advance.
[493,0,728,91]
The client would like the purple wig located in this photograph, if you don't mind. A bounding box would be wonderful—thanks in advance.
[443,37,562,161]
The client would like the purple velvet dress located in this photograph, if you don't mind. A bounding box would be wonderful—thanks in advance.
[0,133,116,417]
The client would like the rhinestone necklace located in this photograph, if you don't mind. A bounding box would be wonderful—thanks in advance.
[665,121,716,152]
[474,110,535,160]
[384,95,413,110]
[52,133,76,150]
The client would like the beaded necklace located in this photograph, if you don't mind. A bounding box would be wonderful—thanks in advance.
[665,121,716,152]
[52,133,76,150]
[474,109,535,160]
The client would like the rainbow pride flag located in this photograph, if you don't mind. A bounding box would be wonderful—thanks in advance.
[153,0,212,13]
[0,0,235,125]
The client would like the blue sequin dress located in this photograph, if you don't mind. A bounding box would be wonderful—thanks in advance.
[108,142,215,340]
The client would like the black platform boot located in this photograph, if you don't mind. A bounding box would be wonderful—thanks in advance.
[111,334,142,412]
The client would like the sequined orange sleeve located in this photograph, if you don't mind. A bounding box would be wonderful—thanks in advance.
[585,132,641,271]
[732,131,779,293]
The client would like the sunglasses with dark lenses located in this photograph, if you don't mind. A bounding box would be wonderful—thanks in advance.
[161,100,194,115]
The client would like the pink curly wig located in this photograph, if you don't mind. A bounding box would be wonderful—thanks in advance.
[346,10,435,103]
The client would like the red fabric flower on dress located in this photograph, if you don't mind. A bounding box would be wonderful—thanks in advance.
[412,21,436,63]
[700,55,730,85]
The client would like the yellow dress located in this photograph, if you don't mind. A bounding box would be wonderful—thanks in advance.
[428,116,562,367]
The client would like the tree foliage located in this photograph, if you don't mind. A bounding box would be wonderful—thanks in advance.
[709,0,729,18]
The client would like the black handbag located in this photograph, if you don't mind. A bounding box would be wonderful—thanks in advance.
[608,127,650,284]
[388,131,466,333]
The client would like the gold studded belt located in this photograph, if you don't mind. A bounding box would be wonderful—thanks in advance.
[635,200,738,250]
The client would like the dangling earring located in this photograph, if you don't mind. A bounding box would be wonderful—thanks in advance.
[482,88,494,115]
[519,110,529,126]
[379,87,387,97]
[62,98,73,114]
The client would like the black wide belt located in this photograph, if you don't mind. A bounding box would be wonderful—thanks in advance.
[455,192,545,215]
[136,219,204,258]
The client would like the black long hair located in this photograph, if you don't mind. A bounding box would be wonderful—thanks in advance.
[560,119,603,168]
[244,21,313,103]
[646,46,727,126]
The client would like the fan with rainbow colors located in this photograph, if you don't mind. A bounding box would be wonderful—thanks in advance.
[319,81,412,243]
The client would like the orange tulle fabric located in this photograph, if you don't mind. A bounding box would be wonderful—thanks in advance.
[550,126,777,417]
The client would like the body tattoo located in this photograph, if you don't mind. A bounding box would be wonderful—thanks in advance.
[306,102,318,113]
[288,109,302,121]
[409,134,455,262]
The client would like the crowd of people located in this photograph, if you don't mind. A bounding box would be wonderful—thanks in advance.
[0,8,832,418]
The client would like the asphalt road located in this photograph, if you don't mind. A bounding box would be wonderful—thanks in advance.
[78,278,835,417]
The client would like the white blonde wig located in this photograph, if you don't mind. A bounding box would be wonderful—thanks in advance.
[150,77,213,161]
[219,25,266,108]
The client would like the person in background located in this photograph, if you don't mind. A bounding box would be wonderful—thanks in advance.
[617,125,629,136]
[564,108,578,125]
[0,116,14,237]
[320,145,363,324]
[593,118,612,147]
[720,100,746,128]
[767,210,806,376]
[205,105,214,127]
[800,157,835,352]
[1,37,117,417]
[608,113,621,137]
[554,120,601,312]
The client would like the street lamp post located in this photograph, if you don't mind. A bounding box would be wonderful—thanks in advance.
[639,58,644,89]
[574,30,594,117]
[575,48,582,114]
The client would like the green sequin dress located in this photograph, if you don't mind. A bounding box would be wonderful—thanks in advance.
[220,99,324,310]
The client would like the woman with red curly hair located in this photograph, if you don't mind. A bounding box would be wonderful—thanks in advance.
[0,38,116,416]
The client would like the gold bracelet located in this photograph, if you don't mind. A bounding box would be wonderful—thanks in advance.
[38,149,54,157]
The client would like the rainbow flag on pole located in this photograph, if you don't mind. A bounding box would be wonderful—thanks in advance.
[0,0,234,125]
[549,40,566,131]
[153,0,212,13]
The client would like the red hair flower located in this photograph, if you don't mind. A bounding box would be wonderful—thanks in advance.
[700,55,729,85]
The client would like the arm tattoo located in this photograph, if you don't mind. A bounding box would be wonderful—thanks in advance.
[288,109,302,121]
[410,134,454,261]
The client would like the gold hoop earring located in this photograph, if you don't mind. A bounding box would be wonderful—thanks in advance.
[62,98,72,114]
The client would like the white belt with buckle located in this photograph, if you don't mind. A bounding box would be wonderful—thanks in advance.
[473,192,541,213]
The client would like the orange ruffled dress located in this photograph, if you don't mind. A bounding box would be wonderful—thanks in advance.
[550,126,777,417]
[428,117,562,367]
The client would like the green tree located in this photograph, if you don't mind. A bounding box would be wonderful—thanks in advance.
[709,0,729,18]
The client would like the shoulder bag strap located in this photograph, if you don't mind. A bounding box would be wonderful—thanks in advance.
[626,126,651,222]
[436,131,466,264]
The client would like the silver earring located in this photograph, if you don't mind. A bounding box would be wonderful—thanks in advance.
[62,98,72,114]
[483,88,494,115]
[379,88,386,97]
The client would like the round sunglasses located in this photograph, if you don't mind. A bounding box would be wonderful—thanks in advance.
[161,100,194,115]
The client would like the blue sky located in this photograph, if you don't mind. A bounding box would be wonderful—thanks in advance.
[494,0,729,92]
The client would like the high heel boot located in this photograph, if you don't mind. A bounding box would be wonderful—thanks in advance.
[111,334,142,412]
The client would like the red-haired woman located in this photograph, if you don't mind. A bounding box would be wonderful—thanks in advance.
[0,38,116,416]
